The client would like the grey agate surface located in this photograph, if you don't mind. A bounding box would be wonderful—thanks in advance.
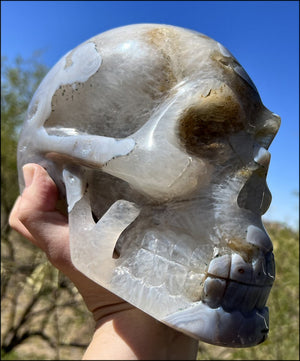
[17,24,280,347]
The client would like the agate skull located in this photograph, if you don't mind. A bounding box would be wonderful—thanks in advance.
[17,24,280,347]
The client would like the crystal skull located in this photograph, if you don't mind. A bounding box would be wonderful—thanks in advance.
[17,23,281,347]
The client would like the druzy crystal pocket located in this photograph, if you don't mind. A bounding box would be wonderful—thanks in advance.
[17,24,280,347]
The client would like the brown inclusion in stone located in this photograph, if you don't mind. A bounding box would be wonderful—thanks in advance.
[178,86,245,160]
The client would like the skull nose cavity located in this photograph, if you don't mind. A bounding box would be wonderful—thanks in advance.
[254,146,271,169]
[246,225,273,253]
[237,172,272,215]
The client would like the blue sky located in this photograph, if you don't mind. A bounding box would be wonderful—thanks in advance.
[1,1,299,230]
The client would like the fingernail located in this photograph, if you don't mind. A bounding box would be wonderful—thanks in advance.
[23,164,36,187]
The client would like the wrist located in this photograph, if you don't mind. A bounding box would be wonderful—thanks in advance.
[83,307,198,360]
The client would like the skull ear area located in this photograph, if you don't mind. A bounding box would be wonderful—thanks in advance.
[176,85,246,162]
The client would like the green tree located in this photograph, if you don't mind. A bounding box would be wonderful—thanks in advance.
[1,53,48,225]
[1,53,49,299]
[1,54,93,360]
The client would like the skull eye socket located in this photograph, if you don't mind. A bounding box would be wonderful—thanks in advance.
[178,94,244,160]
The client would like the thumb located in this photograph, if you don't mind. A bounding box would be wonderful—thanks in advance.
[21,163,59,212]
[9,163,69,256]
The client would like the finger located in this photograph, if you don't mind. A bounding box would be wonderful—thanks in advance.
[18,163,67,224]
[9,195,38,244]
[9,164,69,262]
[9,164,104,287]
[21,163,60,212]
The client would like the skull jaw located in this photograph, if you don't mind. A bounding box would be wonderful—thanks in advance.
[64,168,274,348]
[163,303,269,347]
[68,230,272,348]
[69,215,272,348]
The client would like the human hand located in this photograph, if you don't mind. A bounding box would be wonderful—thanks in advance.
[9,163,198,359]
[9,163,131,321]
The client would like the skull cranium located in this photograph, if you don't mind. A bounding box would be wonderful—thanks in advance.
[17,24,280,347]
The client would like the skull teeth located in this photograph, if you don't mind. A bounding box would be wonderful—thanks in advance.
[203,276,272,313]
[246,225,273,253]
[202,277,226,308]
[117,230,274,314]
[206,252,274,286]
[203,250,275,313]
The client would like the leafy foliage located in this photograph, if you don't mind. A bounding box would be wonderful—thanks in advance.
[1,53,48,223]
[1,54,94,360]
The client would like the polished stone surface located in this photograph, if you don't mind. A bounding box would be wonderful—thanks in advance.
[17,24,280,347]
